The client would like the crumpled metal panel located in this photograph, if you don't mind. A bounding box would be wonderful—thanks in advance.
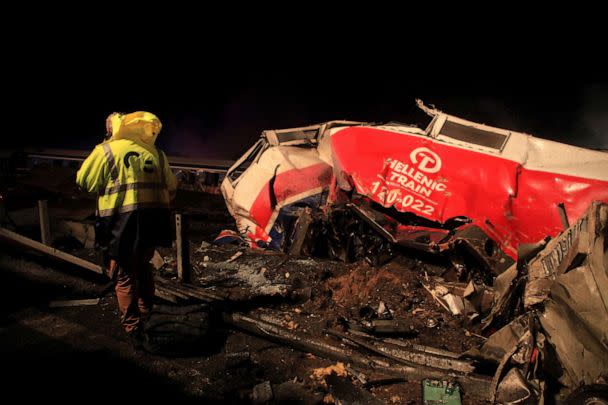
[495,368,532,404]
[538,202,608,389]
[349,200,514,274]
[330,124,608,258]
[477,203,608,393]
[222,104,608,259]
[224,144,332,248]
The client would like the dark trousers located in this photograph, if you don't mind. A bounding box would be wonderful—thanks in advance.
[111,248,156,334]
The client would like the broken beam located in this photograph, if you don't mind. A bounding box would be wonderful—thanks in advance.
[326,329,475,374]
[287,208,313,256]
[154,275,225,302]
[0,227,211,305]
[0,227,103,274]
[225,313,492,400]
[49,298,100,308]
[154,285,180,303]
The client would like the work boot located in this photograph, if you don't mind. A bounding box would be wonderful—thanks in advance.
[127,328,144,351]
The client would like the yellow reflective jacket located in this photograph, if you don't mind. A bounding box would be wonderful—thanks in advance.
[76,112,177,217]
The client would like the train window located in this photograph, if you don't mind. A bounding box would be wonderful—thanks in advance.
[439,120,509,150]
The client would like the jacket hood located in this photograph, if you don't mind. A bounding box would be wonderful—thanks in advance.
[109,111,162,145]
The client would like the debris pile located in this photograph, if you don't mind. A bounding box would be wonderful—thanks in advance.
[2,100,607,403]
[213,101,608,402]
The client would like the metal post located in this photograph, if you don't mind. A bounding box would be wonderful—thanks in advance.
[175,213,190,283]
[0,194,6,225]
[38,200,51,245]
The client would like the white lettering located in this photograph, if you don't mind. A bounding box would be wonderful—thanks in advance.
[382,156,448,203]
[410,147,442,173]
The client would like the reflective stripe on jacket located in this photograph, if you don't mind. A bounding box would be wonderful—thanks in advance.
[76,139,177,217]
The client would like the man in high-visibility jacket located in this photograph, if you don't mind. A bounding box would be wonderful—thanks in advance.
[76,111,177,343]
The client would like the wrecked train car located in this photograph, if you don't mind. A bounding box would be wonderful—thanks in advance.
[221,101,608,268]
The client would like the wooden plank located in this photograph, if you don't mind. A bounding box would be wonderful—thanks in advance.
[154,285,179,303]
[0,227,103,274]
[154,275,224,302]
[152,278,192,300]
[49,298,100,308]
[38,200,51,245]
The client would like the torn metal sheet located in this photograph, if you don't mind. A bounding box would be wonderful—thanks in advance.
[479,203,608,399]
[467,316,530,364]
[351,200,514,273]
[495,368,533,404]
[537,202,608,390]
[524,204,592,307]
[482,263,519,329]
[221,101,608,267]
[320,203,396,265]
[221,121,361,250]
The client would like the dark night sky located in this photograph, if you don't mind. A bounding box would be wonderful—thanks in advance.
[5,16,608,160]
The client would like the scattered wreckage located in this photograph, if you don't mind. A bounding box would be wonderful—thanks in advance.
[468,202,608,403]
[3,100,608,403]
[220,101,608,402]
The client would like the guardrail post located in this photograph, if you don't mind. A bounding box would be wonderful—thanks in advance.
[38,200,51,245]
[175,213,190,283]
